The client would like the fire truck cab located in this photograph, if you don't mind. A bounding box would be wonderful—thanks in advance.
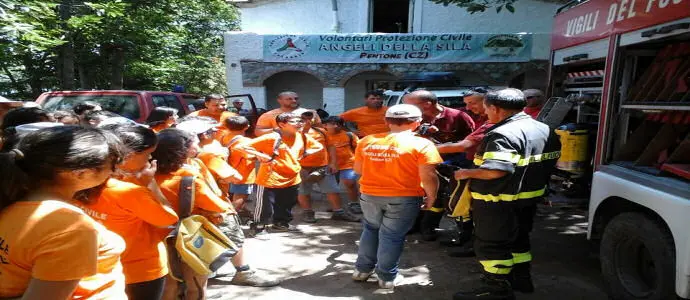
[550,1,690,299]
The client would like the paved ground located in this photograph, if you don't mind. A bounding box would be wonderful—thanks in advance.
[209,197,608,300]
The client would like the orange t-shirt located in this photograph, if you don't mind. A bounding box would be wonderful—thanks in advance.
[255,108,322,133]
[299,127,329,168]
[355,132,443,197]
[340,106,389,137]
[78,178,178,284]
[0,200,126,299]
[246,132,320,188]
[197,141,239,181]
[155,161,233,217]
[225,134,257,185]
[328,131,359,170]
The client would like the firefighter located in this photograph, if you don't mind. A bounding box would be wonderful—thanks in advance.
[452,88,560,300]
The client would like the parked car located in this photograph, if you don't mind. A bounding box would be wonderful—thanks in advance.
[36,90,200,123]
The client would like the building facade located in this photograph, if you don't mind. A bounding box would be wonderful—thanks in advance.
[225,0,562,113]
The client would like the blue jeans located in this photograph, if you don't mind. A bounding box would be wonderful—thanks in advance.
[355,194,422,281]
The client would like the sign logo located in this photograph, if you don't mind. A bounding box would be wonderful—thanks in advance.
[482,34,526,57]
[268,35,309,59]
[193,236,204,249]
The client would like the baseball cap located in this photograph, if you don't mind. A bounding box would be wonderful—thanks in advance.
[385,104,422,119]
[522,89,544,98]
[176,119,219,135]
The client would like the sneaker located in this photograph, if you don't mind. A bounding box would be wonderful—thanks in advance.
[302,210,317,223]
[331,210,361,222]
[271,223,290,232]
[348,202,363,214]
[210,263,237,278]
[378,274,404,289]
[352,270,374,282]
[231,269,280,287]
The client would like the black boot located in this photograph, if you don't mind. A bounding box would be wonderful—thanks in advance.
[441,219,474,247]
[448,239,475,257]
[510,262,534,293]
[419,211,443,241]
[453,273,515,300]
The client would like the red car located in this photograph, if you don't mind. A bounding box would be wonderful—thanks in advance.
[35,90,201,123]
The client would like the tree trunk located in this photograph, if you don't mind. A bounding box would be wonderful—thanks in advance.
[78,64,94,90]
[59,0,75,90]
[109,47,125,89]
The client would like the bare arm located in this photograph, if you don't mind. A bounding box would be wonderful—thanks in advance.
[236,145,273,163]
[20,278,80,300]
[254,127,275,137]
[353,159,362,175]
[436,139,475,154]
[419,164,440,209]
[327,145,338,173]
[455,168,508,181]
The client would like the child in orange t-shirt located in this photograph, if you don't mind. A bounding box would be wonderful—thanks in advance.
[146,106,179,133]
[79,124,179,300]
[221,116,257,215]
[0,126,127,300]
[235,112,323,235]
[323,116,362,213]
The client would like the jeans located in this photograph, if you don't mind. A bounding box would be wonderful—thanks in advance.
[355,194,422,281]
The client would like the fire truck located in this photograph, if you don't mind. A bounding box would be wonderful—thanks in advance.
[549,0,690,299]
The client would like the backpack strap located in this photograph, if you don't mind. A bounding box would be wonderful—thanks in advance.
[270,134,283,161]
[225,135,244,156]
[345,132,356,151]
[179,176,195,219]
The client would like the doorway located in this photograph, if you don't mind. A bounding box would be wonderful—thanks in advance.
[370,0,410,33]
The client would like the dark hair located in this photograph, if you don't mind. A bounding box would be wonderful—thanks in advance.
[146,107,178,127]
[101,124,157,153]
[323,116,345,127]
[224,116,250,131]
[53,110,79,123]
[73,101,101,115]
[364,90,384,98]
[0,126,123,210]
[152,128,195,174]
[465,86,491,97]
[385,117,419,126]
[205,94,225,102]
[84,110,120,124]
[408,90,438,105]
[275,112,300,124]
[0,107,52,131]
[484,88,526,110]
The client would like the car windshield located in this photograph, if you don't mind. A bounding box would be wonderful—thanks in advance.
[42,94,140,119]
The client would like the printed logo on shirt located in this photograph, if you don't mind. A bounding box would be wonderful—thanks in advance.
[0,236,9,265]
[81,207,108,221]
[362,144,402,162]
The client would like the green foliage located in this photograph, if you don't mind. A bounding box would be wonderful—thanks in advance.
[429,0,519,14]
[0,0,239,99]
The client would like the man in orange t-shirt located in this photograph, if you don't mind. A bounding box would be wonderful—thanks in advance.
[237,112,323,235]
[295,110,359,223]
[254,91,321,136]
[352,104,442,289]
[340,90,388,138]
[189,94,237,139]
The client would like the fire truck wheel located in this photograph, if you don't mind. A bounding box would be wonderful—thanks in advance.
[600,212,675,300]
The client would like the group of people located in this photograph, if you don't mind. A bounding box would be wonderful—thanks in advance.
[0,86,556,300]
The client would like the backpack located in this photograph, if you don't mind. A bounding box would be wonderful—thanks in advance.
[345,131,356,152]
[166,176,239,283]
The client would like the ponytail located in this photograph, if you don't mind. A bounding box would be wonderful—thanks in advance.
[0,150,30,211]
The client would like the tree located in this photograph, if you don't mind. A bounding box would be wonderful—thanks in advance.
[429,0,521,13]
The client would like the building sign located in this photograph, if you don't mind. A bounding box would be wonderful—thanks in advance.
[552,0,690,50]
[263,33,533,63]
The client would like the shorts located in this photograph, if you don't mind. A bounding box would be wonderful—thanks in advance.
[298,169,340,196]
[339,169,359,181]
[217,213,245,249]
[230,183,254,195]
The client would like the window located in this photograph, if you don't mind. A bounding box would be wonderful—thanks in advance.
[438,96,465,109]
[43,95,140,119]
[152,95,185,117]
[370,0,410,33]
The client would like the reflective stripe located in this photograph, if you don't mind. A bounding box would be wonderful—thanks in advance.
[480,259,514,275]
[475,151,561,167]
[425,207,444,213]
[512,252,532,264]
[471,187,546,202]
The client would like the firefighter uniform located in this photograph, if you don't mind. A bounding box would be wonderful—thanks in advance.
[469,112,560,282]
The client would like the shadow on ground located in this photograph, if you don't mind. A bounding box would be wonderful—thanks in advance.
[210,198,607,300]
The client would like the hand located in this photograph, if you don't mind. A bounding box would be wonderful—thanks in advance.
[454,169,470,180]
[137,160,157,185]
[427,125,439,134]
[328,164,338,174]
[422,197,436,210]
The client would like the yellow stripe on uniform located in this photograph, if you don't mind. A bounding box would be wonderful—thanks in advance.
[516,151,561,167]
[474,151,561,167]
[424,207,444,213]
[471,187,546,202]
[512,252,533,264]
[482,152,521,163]
[480,259,514,275]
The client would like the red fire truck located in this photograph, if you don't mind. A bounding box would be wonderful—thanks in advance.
[550,0,690,299]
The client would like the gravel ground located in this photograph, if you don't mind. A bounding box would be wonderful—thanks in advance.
[208,196,608,300]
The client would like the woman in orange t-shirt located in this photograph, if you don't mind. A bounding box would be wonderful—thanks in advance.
[80,124,179,300]
[0,126,127,300]
[146,107,179,133]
